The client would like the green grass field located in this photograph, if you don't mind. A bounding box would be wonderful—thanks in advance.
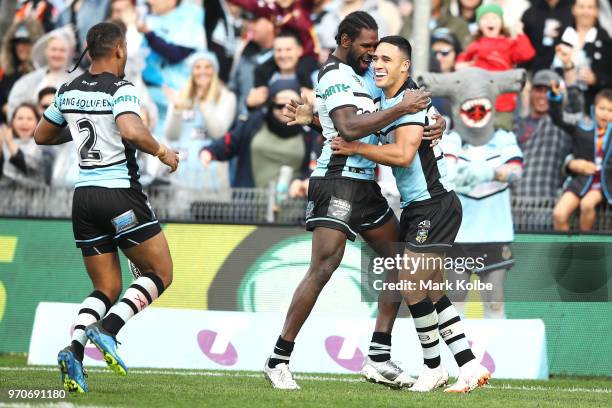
[0,355,610,407]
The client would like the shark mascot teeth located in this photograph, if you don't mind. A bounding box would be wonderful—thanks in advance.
[419,68,526,319]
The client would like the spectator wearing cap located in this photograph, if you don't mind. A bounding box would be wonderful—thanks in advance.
[247,28,314,111]
[429,28,461,128]
[7,25,81,121]
[401,0,471,49]
[456,3,535,130]
[228,16,275,118]
[0,19,44,124]
[553,0,612,112]
[521,0,574,74]
[513,70,573,199]
[138,0,206,125]
[200,79,319,188]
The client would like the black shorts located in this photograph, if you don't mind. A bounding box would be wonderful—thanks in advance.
[72,187,161,256]
[400,191,462,253]
[446,242,515,273]
[305,177,393,241]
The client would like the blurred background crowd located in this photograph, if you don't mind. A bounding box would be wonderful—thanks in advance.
[0,0,611,231]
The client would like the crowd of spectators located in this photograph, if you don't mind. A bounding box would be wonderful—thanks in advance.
[1,0,611,231]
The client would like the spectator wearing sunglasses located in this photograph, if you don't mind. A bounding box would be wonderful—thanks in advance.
[36,86,56,117]
[429,28,461,129]
[200,78,319,188]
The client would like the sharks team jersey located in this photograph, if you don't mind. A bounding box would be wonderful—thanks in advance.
[443,129,523,243]
[378,81,452,207]
[312,56,381,180]
[43,71,142,189]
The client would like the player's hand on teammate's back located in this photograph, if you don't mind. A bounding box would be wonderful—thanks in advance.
[401,87,431,114]
[284,92,314,126]
[331,136,361,156]
[423,114,446,146]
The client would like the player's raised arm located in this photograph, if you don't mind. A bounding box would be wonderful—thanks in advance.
[331,124,423,167]
[330,88,430,141]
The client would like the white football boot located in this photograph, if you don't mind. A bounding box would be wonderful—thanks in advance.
[264,358,301,390]
[409,364,449,392]
[360,357,416,388]
[445,361,491,393]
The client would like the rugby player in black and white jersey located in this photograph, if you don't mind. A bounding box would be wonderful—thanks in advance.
[34,22,178,393]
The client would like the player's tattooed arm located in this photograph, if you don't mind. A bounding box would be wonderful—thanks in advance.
[331,125,422,167]
[116,113,179,172]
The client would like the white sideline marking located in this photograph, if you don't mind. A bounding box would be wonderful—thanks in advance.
[1,366,610,394]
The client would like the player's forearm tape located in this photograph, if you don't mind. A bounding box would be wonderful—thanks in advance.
[155,144,167,159]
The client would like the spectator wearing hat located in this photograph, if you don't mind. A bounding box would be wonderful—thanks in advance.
[200,78,319,188]
[513,70,573,199]
[521,0,574,74]
[163,51,237,190]
[456,3,536,130]
[0,18,44,124]
[7,25,81,121]
[429,28,461,128]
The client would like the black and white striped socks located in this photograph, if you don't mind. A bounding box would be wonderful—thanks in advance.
[409,298,440,369]
[368,332,392,362]
[71,290,112,361]
[101,272,165,336]
[435,295,476,367]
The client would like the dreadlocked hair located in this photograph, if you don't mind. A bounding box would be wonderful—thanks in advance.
[334,11,378,46]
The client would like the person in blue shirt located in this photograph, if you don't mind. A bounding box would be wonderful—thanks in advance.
[332,35,490,394]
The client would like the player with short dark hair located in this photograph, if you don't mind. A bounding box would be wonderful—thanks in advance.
[263,12,445,390]
[34,21,179,393]
[332,35,491,393]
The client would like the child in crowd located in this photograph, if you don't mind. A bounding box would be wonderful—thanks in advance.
[551,86,612,231]
[455,3,535,130]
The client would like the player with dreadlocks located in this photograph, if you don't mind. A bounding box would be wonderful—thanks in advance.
[263,11,445,390]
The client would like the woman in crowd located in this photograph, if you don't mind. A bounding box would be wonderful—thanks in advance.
[0,18,44,124]
[554,0,612,111]
[1,103,51,187]
[165,51,237,190]
[7,26,81,120]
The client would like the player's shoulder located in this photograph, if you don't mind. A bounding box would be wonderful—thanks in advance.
[59,72,134,96]
[317,56,342,82]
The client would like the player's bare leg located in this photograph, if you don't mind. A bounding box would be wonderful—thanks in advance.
[263,227,346,389]
[360,217,415,388]
[58,252,122,392]
[86,232,173,376]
